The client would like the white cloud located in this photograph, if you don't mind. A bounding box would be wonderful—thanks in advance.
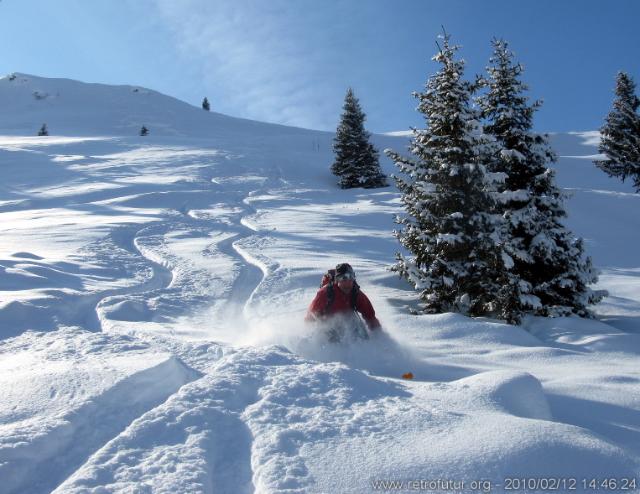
[151,0,353,130]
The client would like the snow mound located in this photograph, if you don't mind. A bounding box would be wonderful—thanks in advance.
[294,364,636,493]
[0,328,200,494]
[451,370,552,420]
[53,346,638,493]
[55,346,409,493]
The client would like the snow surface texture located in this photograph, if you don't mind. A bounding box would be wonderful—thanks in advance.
[1,74,639,493]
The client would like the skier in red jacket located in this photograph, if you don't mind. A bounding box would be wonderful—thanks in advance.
[305,263,381,335]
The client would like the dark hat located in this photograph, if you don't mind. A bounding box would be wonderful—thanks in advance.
[335,263,355,278]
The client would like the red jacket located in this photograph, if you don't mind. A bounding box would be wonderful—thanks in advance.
[305,283,381,330]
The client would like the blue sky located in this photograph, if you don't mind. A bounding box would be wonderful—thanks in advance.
[1,0,639,133]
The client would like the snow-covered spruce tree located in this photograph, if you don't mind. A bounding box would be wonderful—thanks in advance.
[202,97,210,111]
[595,71,640,191]
[478,38,603,319]
[385,34,510,319]
[331,88,387,189]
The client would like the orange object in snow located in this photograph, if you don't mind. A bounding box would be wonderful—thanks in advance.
[402,372,414,380]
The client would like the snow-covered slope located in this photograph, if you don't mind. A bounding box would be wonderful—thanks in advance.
[0,73,321,138]
[1,75,639,493]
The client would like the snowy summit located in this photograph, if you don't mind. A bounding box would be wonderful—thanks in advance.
[0,73,639,493]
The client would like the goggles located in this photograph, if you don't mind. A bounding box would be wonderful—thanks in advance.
[336,272,355,281]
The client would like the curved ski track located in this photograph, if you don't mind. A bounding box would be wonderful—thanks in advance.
[5,158,289,492]
[215,171,285,328]
[92,223,175,331]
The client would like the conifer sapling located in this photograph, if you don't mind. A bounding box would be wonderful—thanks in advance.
[595,71,640,191]
[331,88,387,189]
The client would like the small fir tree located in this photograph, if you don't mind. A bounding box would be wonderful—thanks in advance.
[385,33,508,318]
[478,38,603,320]
[595,71,640,191]
[37,123,48,136]
[331,88,387,188]
[202,97,210,111]
[140,125,149,136]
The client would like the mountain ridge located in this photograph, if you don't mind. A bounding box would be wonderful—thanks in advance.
[0,72,330,137]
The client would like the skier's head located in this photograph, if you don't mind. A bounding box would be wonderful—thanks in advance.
[335,263,355,281]
[335,263,355,293]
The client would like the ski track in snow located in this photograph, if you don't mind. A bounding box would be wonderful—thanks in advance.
[215,170,286,330]
[1,77,640,492]
[0,130,302,491]
[88,223,175,332]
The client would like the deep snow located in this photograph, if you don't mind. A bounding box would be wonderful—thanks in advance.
[0,74,639,493]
